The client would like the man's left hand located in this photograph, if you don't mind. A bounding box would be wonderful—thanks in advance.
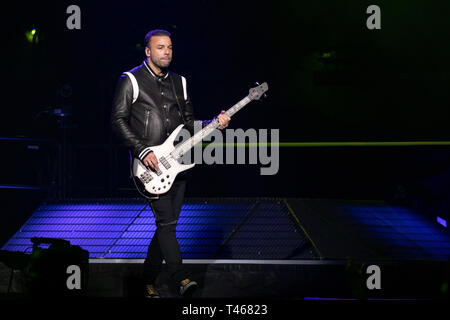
[217,110,231,130]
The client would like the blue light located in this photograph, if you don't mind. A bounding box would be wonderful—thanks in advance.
[0,185,41,190]
[437,216,447,228]
[337,204,450,260]
[1,200,298,259]
[0,136,50,142]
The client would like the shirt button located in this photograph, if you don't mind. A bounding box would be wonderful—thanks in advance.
[163,105,167,108]
[166,118,169,122]
[161,92,164,95]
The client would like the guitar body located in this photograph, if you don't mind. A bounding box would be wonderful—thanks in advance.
[132,124,195,196]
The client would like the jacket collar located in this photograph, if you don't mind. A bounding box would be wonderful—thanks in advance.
[143,60,169,80]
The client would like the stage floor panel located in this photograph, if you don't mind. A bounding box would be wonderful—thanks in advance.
[1,198,318,260]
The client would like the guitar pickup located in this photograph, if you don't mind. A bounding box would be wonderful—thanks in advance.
[159,156,171,170]
[140,171,153,183]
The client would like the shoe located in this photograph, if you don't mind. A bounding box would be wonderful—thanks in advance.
[144,284,160,298]
[180,278,198,297]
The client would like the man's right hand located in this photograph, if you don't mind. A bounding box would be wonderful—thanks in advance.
[143,151,160,171]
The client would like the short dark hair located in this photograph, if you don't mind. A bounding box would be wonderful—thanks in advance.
[144,29,171,47]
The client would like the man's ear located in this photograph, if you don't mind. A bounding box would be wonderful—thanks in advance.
[145,46,151,57]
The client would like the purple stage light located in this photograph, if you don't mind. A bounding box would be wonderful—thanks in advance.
[437,216,447,228]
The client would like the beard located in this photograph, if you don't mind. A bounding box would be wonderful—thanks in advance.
[151,56,171,70]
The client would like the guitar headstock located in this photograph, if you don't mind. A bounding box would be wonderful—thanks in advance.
[248,82,268,101]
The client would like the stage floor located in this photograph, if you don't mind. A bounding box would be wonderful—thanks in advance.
[1,198,449,299]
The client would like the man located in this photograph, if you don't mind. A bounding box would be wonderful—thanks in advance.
[111,29,230,298]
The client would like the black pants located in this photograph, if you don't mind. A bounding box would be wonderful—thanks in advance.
[143,178,188,285]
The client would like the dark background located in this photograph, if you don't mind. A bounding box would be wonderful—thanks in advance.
[2,0,450,202]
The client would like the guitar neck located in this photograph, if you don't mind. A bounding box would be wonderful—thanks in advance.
[172,95,252,158]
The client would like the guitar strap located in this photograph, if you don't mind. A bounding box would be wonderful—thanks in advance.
[169,73,187,124]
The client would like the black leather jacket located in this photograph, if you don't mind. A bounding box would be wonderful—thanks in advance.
[111,60,210,162]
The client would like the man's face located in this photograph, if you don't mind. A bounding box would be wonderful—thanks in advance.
[146,35,173,69]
